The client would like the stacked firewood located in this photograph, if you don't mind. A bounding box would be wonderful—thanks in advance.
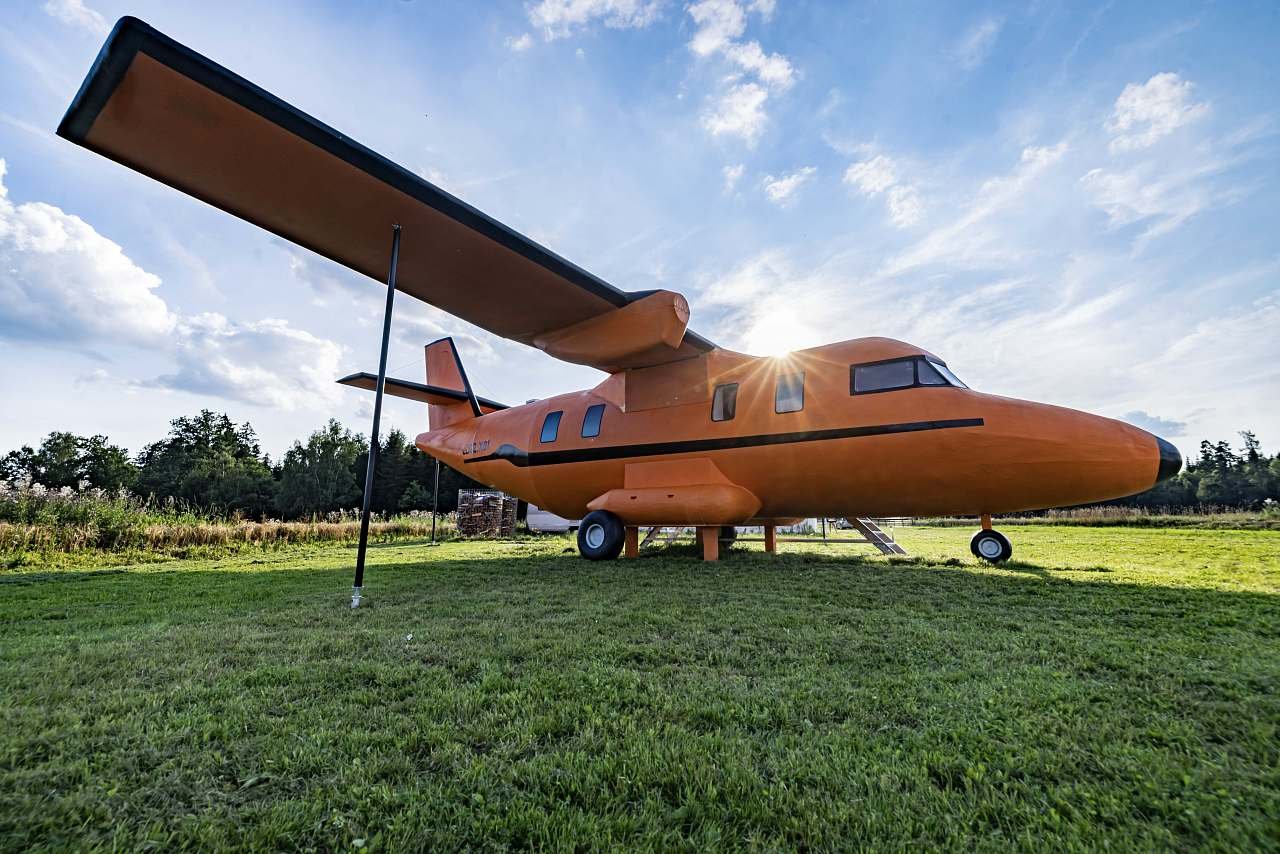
[456,489,517,537]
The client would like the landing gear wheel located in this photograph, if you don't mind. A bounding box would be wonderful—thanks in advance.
[970,529,1013,563]
[577,510,625,561]
[718,526,738,547]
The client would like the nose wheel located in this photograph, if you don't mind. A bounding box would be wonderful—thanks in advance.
[970,528,1013,563]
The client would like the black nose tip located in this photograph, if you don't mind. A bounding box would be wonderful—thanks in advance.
[1155,437,1182,484]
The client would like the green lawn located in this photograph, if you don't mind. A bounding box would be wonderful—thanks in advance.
[2,528,1277,850]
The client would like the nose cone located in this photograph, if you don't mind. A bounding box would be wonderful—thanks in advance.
[1155,437,1182,484]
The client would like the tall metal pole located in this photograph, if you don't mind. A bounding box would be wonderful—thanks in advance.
[429,457,440,545]
[352,224,401,608]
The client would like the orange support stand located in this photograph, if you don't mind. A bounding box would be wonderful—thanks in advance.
[764,524,777,554]
[980,513,992,530]
[698,526,720,561]
[624,526,639,559]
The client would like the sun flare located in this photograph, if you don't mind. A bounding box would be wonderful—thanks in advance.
[743,306,816,357]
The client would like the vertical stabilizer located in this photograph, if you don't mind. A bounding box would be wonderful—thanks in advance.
[425,337,482,429]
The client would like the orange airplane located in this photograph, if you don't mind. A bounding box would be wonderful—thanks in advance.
[59,18,1181,573]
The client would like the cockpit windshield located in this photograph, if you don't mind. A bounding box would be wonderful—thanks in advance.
[928,359,967,389]
[850,356,967,395]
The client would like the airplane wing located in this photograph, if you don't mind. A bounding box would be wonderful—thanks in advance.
[57,17,716,373]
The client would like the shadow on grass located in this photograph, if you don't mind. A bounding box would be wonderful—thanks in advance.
[2,540,1276,852]
[0,568,128,585]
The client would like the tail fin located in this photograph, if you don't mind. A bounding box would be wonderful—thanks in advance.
[425,337,483,430]
[335,337,505,431]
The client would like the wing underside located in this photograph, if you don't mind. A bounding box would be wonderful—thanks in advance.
[58,17,715,372]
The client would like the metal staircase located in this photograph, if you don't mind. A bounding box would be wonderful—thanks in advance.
[850,518,908,555]
[637,519,909,556]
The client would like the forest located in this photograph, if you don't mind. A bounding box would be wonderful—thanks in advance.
[0,410,481,520]
[2,410,1278,519]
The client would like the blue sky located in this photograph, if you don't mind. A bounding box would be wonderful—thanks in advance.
[1,0,1277,460]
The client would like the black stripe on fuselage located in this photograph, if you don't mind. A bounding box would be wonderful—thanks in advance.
[463,417,984,468]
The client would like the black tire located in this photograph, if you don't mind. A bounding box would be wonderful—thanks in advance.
[577,510,625,560]
[718,526,738,546]
[970,529,1013,563]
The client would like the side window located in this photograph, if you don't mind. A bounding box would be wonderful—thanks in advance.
[852,360,915,394]
[775,372,804,413]
[539,410,562,443]
[711,383,738,422]
[916,359,947,385]
[581,403,605,438]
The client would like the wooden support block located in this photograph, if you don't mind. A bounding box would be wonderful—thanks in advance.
[764,524,776,554]
[980,513,992,530]
[698,526,720,561]
[624,526,639,559]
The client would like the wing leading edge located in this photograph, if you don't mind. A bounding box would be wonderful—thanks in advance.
[57,16,715,373]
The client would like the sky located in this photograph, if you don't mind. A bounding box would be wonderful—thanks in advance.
[1,0,1277,461]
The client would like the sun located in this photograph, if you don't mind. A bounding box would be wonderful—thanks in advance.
[743,305,816,357]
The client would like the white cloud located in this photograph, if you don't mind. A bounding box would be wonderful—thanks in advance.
[287,250,364,304]
[687,0,795,143]
[885,185,924,228]
[1107,72,1209,153]
[146,314,344,410]
[528,0,663,39]
[42,0,108,37]
[724,40,795,90]
[722,162,745,192]
[1120,410,1187,437]
[953,18,1002,70]
[844,154,924,227]
[0,159,345,410]
[748,0,776,18]
[762,166,816,206]
[1080,163,1213,242]
[882,142,1066,271]
[505,32,534,52]
[688,0,747,56]
[701,81,768,144]
[844,155,898,195]
[0,159,174,347]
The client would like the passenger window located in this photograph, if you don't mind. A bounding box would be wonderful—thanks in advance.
[775,373,804,413]
[916,359,947,385]
[852,360,914,394]
[539,410,562,443]
[712,383,738,422]
[581,403,605,438]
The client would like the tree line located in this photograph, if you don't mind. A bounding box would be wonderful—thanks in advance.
[0,410,484,520]
[1130,431,1279,509]
[3,413,1278,517]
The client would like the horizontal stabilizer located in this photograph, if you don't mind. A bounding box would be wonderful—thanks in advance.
[336,373,506,413]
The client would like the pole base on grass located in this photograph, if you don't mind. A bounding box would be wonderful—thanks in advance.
[351,586,363,609]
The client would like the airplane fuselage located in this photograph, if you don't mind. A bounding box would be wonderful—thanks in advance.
[416,337,1177,525]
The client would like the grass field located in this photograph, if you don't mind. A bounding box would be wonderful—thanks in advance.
[2,527,1277,850]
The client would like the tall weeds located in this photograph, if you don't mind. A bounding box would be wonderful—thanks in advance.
[0,479,458,559]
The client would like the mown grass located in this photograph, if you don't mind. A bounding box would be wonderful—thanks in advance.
[2,528,1277,850]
